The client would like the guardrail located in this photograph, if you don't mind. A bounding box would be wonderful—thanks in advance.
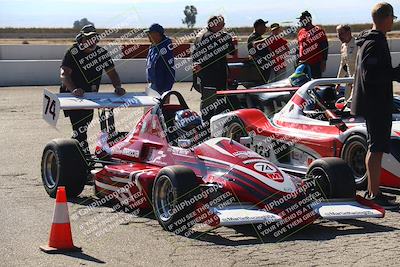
[0,47,399,87]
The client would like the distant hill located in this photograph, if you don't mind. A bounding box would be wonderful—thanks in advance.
[1,23,399,42]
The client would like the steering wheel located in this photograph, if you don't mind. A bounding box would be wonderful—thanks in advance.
[159,91,189,109]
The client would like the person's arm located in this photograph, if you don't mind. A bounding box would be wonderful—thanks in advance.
[337,57,346,78]
[227,34,236,56]
[392,65,400,83]
[155,42,175,92]
[192,31,207,73]
[106,68,125,95]
[347,44,358,77]
[60,66,84,96]
[60,49,84,96]
[363,42,392,85]
[102,49,125,95]
[155,56,175,92]
[319,29,329,72]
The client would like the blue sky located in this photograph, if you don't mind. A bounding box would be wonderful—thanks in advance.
[1,0,399,28]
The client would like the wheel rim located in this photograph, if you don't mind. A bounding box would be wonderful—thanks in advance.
[308,167,330,199]
[344,141,367,184]
[43,150,58,189]
[154,175,176,222]
[227,122,245,142]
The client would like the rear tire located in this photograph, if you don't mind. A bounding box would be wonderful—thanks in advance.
[152,166,198,234]
[306,157,356,199]
[41,139,88,198]
[222,117,248,142]
[341,135,368,189]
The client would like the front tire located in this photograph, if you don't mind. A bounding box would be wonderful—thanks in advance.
[152,166,198,234]
[41,139,88,198]
[306,157,356,199]
[341,135,368,189]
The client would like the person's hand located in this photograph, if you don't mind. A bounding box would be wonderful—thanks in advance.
[114,87,126,96]
[71,88,84,97]
[193,64,202,74]
[335,84,341,93]
[321,61,327,73]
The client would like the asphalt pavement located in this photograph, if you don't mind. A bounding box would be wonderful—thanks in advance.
[0,83,399,267]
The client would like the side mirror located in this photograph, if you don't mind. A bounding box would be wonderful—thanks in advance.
[329,118,342,125]
[178,139,192,149]
[329,118,348,132]
[239,136,253,148]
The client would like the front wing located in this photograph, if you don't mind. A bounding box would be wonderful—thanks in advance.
[211,197,384,227]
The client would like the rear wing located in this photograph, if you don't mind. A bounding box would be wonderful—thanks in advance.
[216,87,299,95]
[43,89,157,126]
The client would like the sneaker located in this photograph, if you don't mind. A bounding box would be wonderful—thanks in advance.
[364,192,400,210]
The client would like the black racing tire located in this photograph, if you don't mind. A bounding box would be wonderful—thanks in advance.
[221,117,248,142]
[306,157,356,199]
[152,166,199,234]
[341,135,368,190]
[41,138,88,198]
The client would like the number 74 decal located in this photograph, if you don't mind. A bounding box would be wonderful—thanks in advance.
[43,89,60,127]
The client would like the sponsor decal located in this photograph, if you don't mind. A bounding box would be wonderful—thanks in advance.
[149,149,168,166]
[233,150,262,159]
[169,147,191,156]
[122,148,140,158]
[254,162,277,174]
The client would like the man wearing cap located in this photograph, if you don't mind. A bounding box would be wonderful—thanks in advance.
[336,24,358,100]
[351,2,400,209]
[247,19,271,83]
[267,23,290,81]
[247,19,268,52]
[297,11,329,79]
[145,23,175,97]
[192,15,236,126]
[60,24,125,154]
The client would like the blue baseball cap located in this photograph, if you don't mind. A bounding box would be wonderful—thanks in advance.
[145,23,165,35]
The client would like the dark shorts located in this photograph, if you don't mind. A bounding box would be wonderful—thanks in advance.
[365,114,392,153]
[309,63,322,79]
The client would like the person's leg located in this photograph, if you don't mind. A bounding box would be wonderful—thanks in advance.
[365,114,392,196]
[365,150,383,196]
[310,63,322,79]
[200,90,217,127]
[69,109,94,154]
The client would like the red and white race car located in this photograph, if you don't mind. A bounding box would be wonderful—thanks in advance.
[212,77,400,191]
[41,90,383,236]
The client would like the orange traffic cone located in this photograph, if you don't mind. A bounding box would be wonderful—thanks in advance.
[40,186,81,253]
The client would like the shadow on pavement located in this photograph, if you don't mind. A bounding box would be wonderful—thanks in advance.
[67,196,399,246]
[68,195,155,219]
[185,219,399,246]
[49,251,106,264]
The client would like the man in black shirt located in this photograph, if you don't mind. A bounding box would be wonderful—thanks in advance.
[247,19,267,52]
[247,19,271,83]
[60,25,125,154]
[192,15,236,126]
[351,2,400,209]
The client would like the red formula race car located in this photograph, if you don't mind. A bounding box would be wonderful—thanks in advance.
[212,77,400,192]
[41,90,384,236]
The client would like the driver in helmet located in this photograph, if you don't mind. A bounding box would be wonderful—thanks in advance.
[174,109,203,147]
[304,86,338,112]
[315,86,337,110]
[289,63,312,87]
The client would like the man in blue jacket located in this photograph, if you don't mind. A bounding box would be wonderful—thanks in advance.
[145,23,175,97]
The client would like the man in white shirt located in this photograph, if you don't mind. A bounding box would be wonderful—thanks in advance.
[336,24,358,100]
